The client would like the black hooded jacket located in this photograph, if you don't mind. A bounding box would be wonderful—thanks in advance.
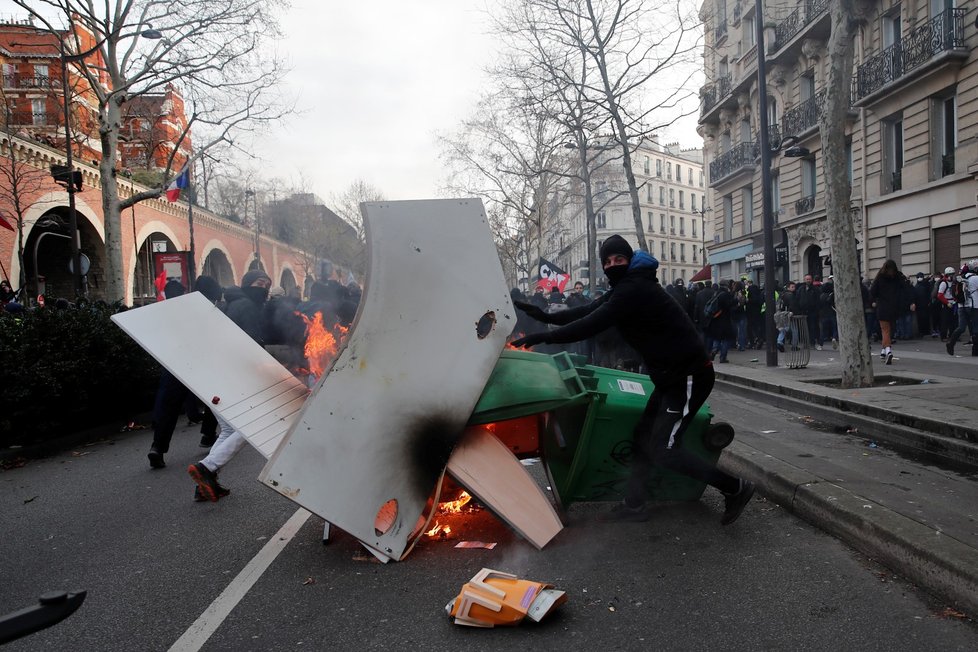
[538,265,708,383]
[224,286,266,344]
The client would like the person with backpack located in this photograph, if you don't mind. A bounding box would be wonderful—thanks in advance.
[705,280,736,362]
[510,234,755,526]
[936,267,958,340]
[775,281,798,352]
[947,262,978,356]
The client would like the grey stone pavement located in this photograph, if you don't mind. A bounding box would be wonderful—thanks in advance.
[710,334,978,616]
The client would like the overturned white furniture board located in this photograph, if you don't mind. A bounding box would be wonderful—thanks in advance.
[259,198,515,561]
[447,426,563,550]
[111,292,308,459]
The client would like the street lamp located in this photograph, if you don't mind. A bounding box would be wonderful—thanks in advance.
[54,24,161,297]
[755,0,809,367]
[245,189,261,269]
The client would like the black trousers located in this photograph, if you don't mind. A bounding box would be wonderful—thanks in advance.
[624,361,739,506]
[151,370,191,453]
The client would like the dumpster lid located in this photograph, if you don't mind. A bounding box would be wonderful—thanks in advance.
[469,349,590,424]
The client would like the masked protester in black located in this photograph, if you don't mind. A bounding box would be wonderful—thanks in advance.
[512,234,755,525]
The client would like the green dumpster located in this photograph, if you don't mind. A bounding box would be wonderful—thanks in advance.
[469,349,734,508]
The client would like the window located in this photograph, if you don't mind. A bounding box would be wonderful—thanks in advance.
[669,188,675,207]
[932,92,956,178]
[659,213,666,233]
[680,243,686,262]
[2,63,13,87]
[693,245,699,262]
[655,159,662,177]
[688,167,694,185]
[670,215,676,234]
[670,242,676,261]
[699,171,704,187]
[666,162,672,180]
[659,187,665,205]
[742,187,754,234]
[596,211,607,228]
[647,211,654,230]
[31,99,46,125]
[723,195,734,240]
[679,191,685,209]
[883,114,904,192]
[647,183,653,201]
[692,194,698,212]
[692,219,698,238]
[801,158,817,200]
[882,10,903,77]
[800,71,815,103]
[660,241,667,258]
[743,10,756,50]
[740,119,751,144]
[680,216,686,236]
[644,156,650,175]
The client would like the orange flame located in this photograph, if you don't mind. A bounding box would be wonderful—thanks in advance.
[298,311,349,379]
[425,522,452,537]
[438,491,472,514]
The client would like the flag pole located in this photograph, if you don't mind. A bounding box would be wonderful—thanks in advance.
[187,161,197,291]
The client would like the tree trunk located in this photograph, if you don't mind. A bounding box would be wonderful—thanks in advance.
[819,0,873,388]
[99,95,125,303]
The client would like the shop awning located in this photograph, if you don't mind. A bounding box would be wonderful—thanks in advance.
[689,264,712,282]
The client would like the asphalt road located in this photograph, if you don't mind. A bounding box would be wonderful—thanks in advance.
[2,414,977,651]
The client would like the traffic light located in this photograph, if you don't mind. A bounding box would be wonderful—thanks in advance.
[50,165,84,192]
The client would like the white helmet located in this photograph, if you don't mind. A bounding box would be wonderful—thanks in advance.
[944,266,955,275]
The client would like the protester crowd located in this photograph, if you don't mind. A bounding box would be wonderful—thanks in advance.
[506,258,978,369]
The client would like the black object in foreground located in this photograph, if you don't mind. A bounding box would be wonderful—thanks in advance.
[0,590,86,644]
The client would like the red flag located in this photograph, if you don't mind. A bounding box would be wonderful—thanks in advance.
[0,215,14,232]
[155,270,167,301]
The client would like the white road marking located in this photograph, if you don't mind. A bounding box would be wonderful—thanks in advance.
[168,508,312,652]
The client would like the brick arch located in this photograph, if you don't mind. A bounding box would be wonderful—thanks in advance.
[277,264,299,295]
[124,220,185,303]
[6,191,106,291]
[199,240,238,286]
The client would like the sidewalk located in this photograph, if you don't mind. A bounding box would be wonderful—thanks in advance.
[712,335,978,615]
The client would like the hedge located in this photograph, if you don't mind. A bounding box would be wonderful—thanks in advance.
[0,302,160,448]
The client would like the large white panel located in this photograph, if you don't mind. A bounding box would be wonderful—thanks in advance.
[259,199,514,561]
[111,293,308,459]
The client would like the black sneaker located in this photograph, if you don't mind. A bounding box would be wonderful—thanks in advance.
[199,434,217,448]
[946,342,955,356]
[600,502,649,523]
[193,483,230,502]
[188,463,222,502]
[148,447,165,469]
[885,352,894,365]
[721,480,756,526]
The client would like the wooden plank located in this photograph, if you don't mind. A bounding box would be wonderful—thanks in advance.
[447,425,563,550]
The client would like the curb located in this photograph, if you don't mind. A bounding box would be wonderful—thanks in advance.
[714,369,978,446]
[719,440,978,616]
[0,412,153,465]
[715,378,978,469]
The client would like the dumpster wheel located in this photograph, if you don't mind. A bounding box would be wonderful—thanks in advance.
[704,422,735,452]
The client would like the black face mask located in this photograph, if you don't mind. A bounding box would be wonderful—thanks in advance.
[604,264,629,286]
[244,286,269,304]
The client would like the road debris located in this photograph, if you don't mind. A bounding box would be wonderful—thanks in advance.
[446,568,567,627]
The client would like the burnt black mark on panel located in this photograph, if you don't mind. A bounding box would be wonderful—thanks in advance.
[405,413,467,498]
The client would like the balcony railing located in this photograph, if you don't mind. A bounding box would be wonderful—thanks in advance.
[795,195,816,215]
[19,76,54,88]
[782,90,825,136]
[709,141,759,183]
[700,73,732,116]
[768,123,782,146]
[853,9,966,101]
[773,10,800,51]
[5,110,56,126]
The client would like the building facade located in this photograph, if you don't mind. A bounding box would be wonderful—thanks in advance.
[698,0,977,284]
[542,137,710,290]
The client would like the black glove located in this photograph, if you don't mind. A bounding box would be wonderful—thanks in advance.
[510,332,549,349]
[514,300,549,322]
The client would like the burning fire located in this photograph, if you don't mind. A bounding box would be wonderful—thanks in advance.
[423,492,473,538]
[299,311,349,379]
[505,333,526,350]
